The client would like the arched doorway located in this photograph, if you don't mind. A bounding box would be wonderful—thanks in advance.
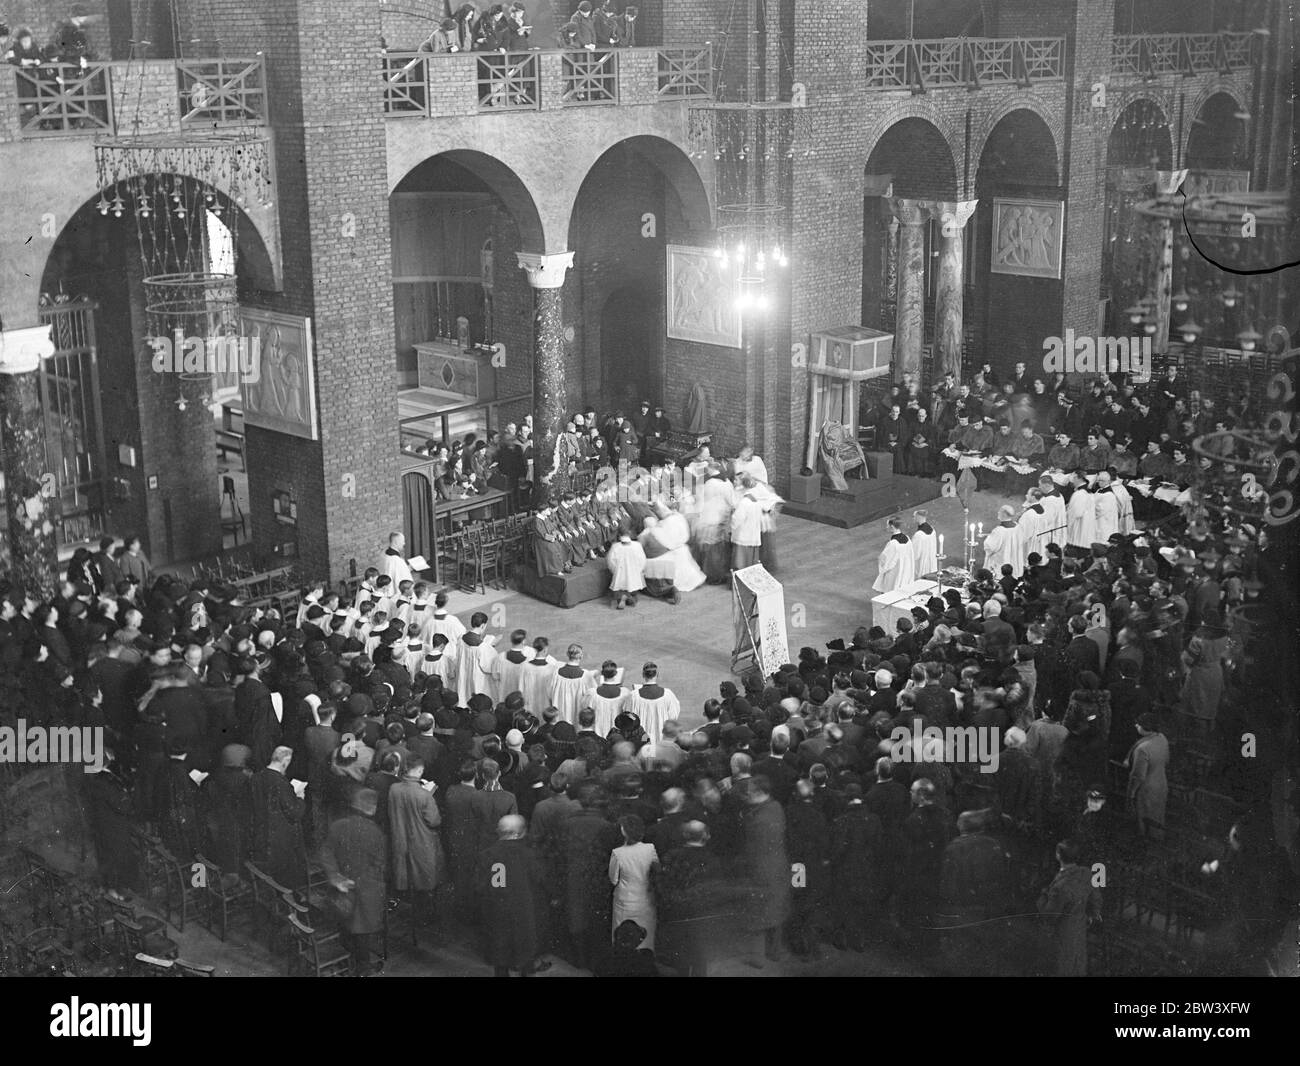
[567,135,713,419]
[972,108,1062,375]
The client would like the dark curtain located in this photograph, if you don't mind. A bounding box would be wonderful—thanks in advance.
[402,472,435,575]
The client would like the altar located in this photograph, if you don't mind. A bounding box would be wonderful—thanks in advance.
[870,576,961,632]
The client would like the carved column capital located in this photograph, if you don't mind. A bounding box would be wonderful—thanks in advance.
[516,251,575,290]
[915,199,979,231]
[887,197,929,227]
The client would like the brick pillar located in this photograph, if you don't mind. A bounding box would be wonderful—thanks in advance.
[889,198,928,384]
[929,200,978,384]
[0,326,60,595]
[517,251,574,504]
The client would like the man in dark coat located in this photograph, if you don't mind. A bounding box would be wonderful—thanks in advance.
[234,657,282,767]
[442,760,479,922]
[201,744,254,876]
[938,808,1012,973]
[82,755,136,900]
[901,778,954,949]
[657,821,729,976]
[561,784,619,970]
[249,746,307,890]
[740,776,791,962]
[786,779,831,955]
[477,814,549,975]
[321,788,389,976]
[1037,838,1102,975]
[388,759,445,923]
[829,783,884,951]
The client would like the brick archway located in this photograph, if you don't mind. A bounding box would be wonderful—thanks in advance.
[1107,95,1176,170]
[972,102,1063,187]
[862,104,963,199]
[1184,88,1251,172]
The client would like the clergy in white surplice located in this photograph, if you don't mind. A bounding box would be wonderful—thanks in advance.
[983,505,1026,577]
[379,531,414,589]
[518,639,560,716]
[418,631,457,691]
[1018,490,1050,562]
[1111,476,1136,534]
[549,645,598,725]
[911,509,939,576]
[453,613,497,706]
[1036,475,1068,547]
[619,663,681,746]
[492,629,532,701]
[1093,472,1122,543]
[1066,473,1096,549]
[872,517,916,593]
[582,662,630,738]
[419,592,467,651]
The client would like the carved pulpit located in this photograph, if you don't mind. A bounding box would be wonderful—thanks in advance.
[803,325,893,476]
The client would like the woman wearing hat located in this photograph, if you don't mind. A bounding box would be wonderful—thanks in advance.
[609,815,660,951]
[1124,713,1168,836]
[1179,609,1231,726]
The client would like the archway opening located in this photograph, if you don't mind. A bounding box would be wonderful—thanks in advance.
[972,109,1062,381]
[1186,92,1250,173]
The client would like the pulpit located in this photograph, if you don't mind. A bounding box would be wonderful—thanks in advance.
[803,325,893,476]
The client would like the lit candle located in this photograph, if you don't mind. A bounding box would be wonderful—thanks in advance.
[938,534,944,556]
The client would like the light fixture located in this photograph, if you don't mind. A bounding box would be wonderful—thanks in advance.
[96,194,110,216]
[1233,108,1251,121]
[1236,324,1261,351]
[1143,316,1158,335]
[1172,288,1190,313]
[1221,285,1241,308]
[1125,302,1145,325]
[109,193,125,218]
[1180,319,1202,344]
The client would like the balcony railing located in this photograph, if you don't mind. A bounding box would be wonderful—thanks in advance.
[13,62,113,134]
[177,59,267,126]
[10,58,267,137]
[864,37,1065,92]
[381,46,713,117]
[1111,32,1255,78]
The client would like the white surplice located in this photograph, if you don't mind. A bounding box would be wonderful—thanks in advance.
[1093,488,1120,544]
[620,685,681,746]
[983,521,1026,577]
[873,534,916,593]
[549,666,598,726]
[912,526,939,576]
[1066,488,1096,548]
[453,635,497,705]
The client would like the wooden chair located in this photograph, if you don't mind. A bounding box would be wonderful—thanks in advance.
[133,952,216,977]
[151,841,202,933]
[245,861,297,952]
[192,853,252,942]
[111,907,178,962]
[286,913,352,977]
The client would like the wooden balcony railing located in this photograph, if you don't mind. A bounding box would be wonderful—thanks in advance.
[864,37,1065,92]
[381,46,713,117]
[177,58,267,126]
[13,62,113,134]
[1111,32,1255,78]
[10,57,267,137]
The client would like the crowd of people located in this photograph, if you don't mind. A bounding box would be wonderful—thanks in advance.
[392,2,642,55]
[2,9,95,68]
[1,356,1297,977]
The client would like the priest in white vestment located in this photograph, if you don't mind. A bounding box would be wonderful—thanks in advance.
[732,444,769,486]
[607,531,647,609]
[518,638,560,715]
[730,481,764,571]
[379,532,414,589]
[453,612,497,706]
[419,593,467,651]
[1093,472,1121,543]
[1110,476,1135,534]
[640,505,706,594]
[1018,490,1049,561]
[492,630,532,700]
[872,517,916,593]
[1036,475,1068,545]
[549,644,598,725]
[983,504,1026,577]
[582,662,630,737]
[1066,474,1096,549]
[619,663,680,746]
[911,509,939,575]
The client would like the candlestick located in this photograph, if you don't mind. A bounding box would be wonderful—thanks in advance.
[938,533,944,556]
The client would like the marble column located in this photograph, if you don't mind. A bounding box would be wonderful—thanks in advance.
[1151,216,1174,357]
[888,198,928,385]
[0,325,59,596]
[929,199,978,383]
[517,251,575,505]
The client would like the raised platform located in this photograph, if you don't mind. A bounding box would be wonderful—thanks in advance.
[515,556,612,608]
[782,473,943,530]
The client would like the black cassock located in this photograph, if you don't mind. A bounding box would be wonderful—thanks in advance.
[249,767,307,889]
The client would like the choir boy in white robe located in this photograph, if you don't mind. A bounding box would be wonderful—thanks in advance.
[419,632,456,691]
[607,530,648,609]
[620,662,680,746]
[582,660,630,738]
[404,623,426,681]
[407,583,434,630]
[420,592,466,651]
[1110,474,1136,534]
[354,568,380,611]
[1066,473,1096,550]
[730,479,764,571]
[454,612,497,706]
[296,582,325,629]
[1036,475,1068,545]
[872,517,916,593]
[492,629,531,701]
[391,580,415,628]
[379,532,414,589]
[519,637,560,716]
[371,576,396,620]
[549,643,598,725]
[1018,489,1050,562]
[911,509,939,575]
[1093,472,1121,543]
[983,504,1026,577]
[732,443,769,486]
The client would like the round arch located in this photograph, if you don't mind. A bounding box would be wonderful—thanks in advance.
[972,104,1062,187]
[864,116,961,200]
[1108,96,1176,169]
[1184,90,1251,172]
[565,134,713,241]
[391,148,546,252]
